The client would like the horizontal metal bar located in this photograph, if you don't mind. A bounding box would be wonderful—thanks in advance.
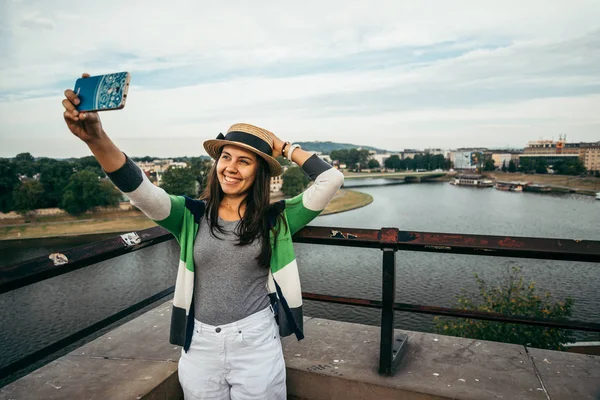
[0,286,175,378]
[303,291,383,308]
[293,226,600,263]
[2,225,599,295]
[0,226,173,295]
[391,302,600,333]
[302,292,600,333]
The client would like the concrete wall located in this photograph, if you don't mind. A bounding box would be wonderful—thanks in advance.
[2,300,599,399]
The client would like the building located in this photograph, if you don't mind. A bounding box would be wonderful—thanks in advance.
[136,159,192,185]
[524,139,561,154]
[490,153,513,170]
[369,153,396,168]
[523,137,600,173]
[518,154,580,168]
[581,142,600,173]
[270,175,283,193]
[450,150,486,171]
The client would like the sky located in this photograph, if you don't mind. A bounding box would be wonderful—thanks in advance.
[1,0,599,158]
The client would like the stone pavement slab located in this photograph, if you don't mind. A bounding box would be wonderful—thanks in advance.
[70,302,181,363]
[282,318,547,400]
[0,356,178,400]
[527,347,600,400]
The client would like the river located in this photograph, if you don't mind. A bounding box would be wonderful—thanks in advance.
[1,181,599,383]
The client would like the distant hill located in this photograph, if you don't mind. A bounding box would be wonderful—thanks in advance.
[296,141,388,154]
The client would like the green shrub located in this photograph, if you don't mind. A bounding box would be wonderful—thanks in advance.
[434,266,575,350]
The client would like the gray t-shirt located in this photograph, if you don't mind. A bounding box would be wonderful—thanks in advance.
[193,215,270,326]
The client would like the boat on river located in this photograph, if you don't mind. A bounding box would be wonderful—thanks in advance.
[596,192,600,200]
[496,181,524,192]
[450,174,494,187]
[523,183,552,193]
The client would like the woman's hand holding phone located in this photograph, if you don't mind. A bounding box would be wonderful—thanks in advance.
[62,73,126,173]
[63,73,105,144]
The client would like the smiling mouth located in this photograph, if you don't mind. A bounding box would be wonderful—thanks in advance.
[223,175,242,184]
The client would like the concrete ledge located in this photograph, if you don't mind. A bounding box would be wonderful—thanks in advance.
[283,318,544,400]
[2,301,599,399]
[0,302,183,400]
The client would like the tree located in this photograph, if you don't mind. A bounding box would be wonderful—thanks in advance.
[330,148,370,170]
[501,160,508,173]
[384,155,403,170]
[434,266,574,351]
[276,156,291,167]
[553,158,586,176]
[483,159,496,172]
[38,159,74,207]
[0,158,19,212]
[14,152,35,177]
[12,180,45,221]
[518,158,536,173]
[368,159,380,169]
[75,156,103,176]
[160,166,197,197]
[281,166,310,197]
[60,170,120,215]
[189,158,213,193]
[508,160,517,173]
[535,158,548,174]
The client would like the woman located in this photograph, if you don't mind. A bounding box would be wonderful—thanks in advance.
[62,76,344,400]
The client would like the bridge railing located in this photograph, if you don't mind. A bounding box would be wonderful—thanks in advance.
[1,225,599,378]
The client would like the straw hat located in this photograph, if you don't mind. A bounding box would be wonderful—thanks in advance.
[203,123,282,176]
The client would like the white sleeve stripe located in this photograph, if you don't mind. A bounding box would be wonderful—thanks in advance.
[127,173,172,221]
[301,167,344,211]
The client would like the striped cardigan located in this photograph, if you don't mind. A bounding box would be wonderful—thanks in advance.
[106,153,344,351]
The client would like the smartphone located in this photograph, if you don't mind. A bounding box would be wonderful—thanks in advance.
[74,72,131,112]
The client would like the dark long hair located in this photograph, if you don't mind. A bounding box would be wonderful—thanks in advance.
[199,149,286,267]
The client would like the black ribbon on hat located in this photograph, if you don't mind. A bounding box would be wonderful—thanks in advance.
[216,131,272,156]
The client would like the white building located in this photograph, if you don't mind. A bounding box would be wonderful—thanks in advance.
[270,175,283,193]
[369,153,395,168]
[451,151,479,171]
[136,159,191,185]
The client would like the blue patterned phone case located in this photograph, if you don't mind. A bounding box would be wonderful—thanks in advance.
[74,72,130,112]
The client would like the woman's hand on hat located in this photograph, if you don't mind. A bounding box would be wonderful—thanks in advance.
[263,130,285,159]
[62,73,105,144]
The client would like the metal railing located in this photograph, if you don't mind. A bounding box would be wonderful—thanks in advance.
[1,225,600,378]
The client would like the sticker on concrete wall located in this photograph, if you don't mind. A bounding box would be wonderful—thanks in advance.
[49,253,68,266]
[121,232,141,247]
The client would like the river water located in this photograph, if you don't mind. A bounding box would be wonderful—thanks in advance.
[1,181,599,381]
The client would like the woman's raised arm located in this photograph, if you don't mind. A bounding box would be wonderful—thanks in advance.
[62,74,185,238]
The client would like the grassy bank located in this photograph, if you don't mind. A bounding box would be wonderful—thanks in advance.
[0,216,157,240]
[485,172,600,194]
[321,189,373,215]
[0,189,372,240]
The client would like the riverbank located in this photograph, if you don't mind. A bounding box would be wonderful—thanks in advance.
[320,188,373,215]
[0,189,372,241]
[485,172,600,195]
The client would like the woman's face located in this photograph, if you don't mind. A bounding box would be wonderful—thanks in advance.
[217,145,259,197]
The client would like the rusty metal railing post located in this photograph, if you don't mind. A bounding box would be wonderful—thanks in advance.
[378,228,408,375]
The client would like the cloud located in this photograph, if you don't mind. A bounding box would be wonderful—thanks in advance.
[0,0,599,157]
[20,15,54,30]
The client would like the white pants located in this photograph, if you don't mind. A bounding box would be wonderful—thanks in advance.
[178,306,287,400]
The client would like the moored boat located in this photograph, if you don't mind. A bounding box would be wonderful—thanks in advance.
[596,192,600,200]
[524,183,552,193]
[450,174,494,187]
[510,185,523,192]
[495,181,524,192]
